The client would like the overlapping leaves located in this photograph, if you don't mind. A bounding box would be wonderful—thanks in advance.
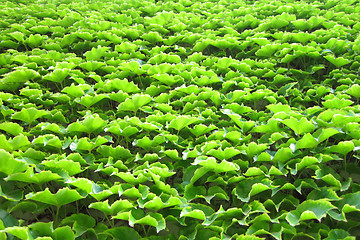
[0,0,360,239]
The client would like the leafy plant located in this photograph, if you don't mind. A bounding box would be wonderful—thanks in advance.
[0,0,359,239]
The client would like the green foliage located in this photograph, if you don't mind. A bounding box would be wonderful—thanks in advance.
[0,0,359,239]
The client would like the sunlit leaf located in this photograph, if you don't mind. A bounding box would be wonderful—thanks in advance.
[286,200,336,226]
[0,149,27,175]
[324,55,351,67]
[118,94,152,112]
[167,115,202,131]
[0,122,23,136]
[283,117,315,135]
[12,107,48,125]
[26,188,84,207]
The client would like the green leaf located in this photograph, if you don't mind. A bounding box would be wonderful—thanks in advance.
[323,97,353,109]
[81,113,107,133]
[295,133,319,150]
[315,170,342,189]
[313,128,339,143]
[53,226,75,240]
[153,73,181,86]
[0,122,23,136]
[0,135,14,152]
[113,208,165,232]
[308,188,341,202]
[336,192,360,213]
[142,31,163,43]
[296,156,319,171]
[180,208,206,221]
[115,42,138,53]
[67,113,106,134]
[32,134,62,149]
[234,177,272,202]
[120,187,141,199]
[292,19,312,30]
[118,94,152,112]
[76,94,109,108]
[102,78,140,93]
[0,209,18,228]
[10,134,30,151]
[236,235,265,240]
[194,76,222,87]
[324,55,351,67]
[149,212,166,233]
[8,31,25,42]
[37,122,66,135]
[4,226,33,240]
[244,167,265,177]
[108,91,129,103]
[115,172,148,185]
[105,124,138,138]
[61,213,95,238]
[215,57,234,70]
[271,16,289,28]
[101,227,140,240]
[246,142,268,158]
[221,109,255,133]
[164,149,181,160]
[273,147,294,163]
[44,69,69,83]
[267,103,291,113]
[206,186,229,203]
[207,147,241,160]
[286,200,336,226]
[184,185,207,201]
[143,196,164,211]
[97,145,132,160]
[79,61,105,72]
[0,68,40,91]
[167,115,201,131]
[25,34,45,48]
[121,61,145,75]
[26,188,84,207]
[189,124,217,137]
[194,157,239,173]
[346,84,360,99]
[89,199,133,216]
[283,117,315,135]
[133,136,153,151]
[65,177,93,193]
[211,39,233,50]
[62,84,85,98]
[34,237,53,240]
[42,159,82,176]
[5,168,61,185]
[12,107,48,125]
[28,222,53,238]
[324,229,354,240]
[291,32,315,43]
[329,141,354,155]
[0,149,27,175]
[84,46,109,61]
[255,44,280,57]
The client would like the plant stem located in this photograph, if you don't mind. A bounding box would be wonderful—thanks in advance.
[76,200,79,214]
[105,214,114,228]
[142,225,147,237]
[54,206,60,227]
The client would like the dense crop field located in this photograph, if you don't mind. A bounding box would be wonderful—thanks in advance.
[0,0,360,239]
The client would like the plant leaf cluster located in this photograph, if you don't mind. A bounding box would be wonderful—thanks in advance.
[0,0,360,239]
